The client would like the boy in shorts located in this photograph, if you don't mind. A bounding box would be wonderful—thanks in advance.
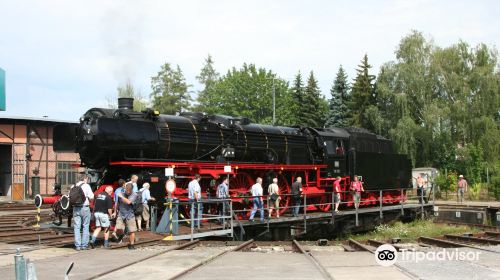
[90,186,113,248]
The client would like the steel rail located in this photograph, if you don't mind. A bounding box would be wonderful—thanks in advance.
[418,236,499,253]
[484,231,500,238]
[168,239,256,280]
[109,236,165,250]
[3,233,74,244]
[367,239,405,251]
[347,239,419,279]
[443,234,500,245]
[347,239,375,253]
[292,239,334,280]
[86,239,201,280]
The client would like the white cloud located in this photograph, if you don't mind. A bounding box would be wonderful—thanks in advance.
[0,0,498,120]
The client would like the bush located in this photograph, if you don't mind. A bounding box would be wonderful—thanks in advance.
[468,183,482,200]
[490,164,500,200]
[435,170,458,199]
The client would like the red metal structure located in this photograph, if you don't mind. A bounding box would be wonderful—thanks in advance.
[106,160,404,219]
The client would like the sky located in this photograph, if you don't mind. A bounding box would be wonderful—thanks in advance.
[0,0,498,121]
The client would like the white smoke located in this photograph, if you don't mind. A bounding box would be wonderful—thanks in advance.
[100,2,146,87]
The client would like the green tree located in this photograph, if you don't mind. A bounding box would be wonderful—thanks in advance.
[195,63,294,125]
[325,65,350,127]
[376,30,500,184]
[107,79,148,112]
[196,54,219,111]
[150,63,192,115]
[291,71,306,125]
[349,54,376,128]
[304,71,328,127]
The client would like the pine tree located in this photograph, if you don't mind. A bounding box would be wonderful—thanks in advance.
[196,54,219,112]
[150,63,191,115]
[325,65,350,127]
[291,71,306,125]
[349,54,376,127]
[304,71,328,127]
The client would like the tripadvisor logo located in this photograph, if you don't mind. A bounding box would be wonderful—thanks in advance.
[374,244,482,266]
[375,244,397,266]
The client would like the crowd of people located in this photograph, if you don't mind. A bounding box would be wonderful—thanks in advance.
[71,174,155,251]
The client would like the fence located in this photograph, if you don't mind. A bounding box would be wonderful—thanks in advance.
[155,198,234,241]
[163,187,434,239]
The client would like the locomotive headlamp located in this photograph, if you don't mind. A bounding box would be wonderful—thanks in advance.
[166,179,176,194]
[154,110,160,116]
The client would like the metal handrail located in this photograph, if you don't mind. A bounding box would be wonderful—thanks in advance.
[162,187,433,239]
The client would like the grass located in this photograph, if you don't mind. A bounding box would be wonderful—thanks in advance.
[346,219,481,242]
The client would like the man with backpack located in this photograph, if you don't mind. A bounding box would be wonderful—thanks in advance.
[70,174,94,251]
[116,182,138,250]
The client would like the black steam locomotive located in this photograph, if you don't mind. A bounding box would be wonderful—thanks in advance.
[51,97,411,219]
[54,98,411,192]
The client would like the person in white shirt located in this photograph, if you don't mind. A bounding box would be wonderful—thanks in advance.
[129,174,139,193]
[268,178,281,218]
[249,177,264,222]
[188,174,203,227]
[136,182,155,231]
[72,174,94,250]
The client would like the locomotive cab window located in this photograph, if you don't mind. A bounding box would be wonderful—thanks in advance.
[325,140,336,155]
[324,139,345,156]
[335,140,345,155]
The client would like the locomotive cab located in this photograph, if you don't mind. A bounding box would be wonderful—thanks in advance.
[314,128,350,178]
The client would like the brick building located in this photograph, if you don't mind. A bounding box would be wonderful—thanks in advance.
[0,116,80,200]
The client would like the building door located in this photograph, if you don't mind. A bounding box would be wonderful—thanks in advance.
[0,144,12,196]
[12,144,26,200]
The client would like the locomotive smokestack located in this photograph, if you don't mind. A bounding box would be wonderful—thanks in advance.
[118,97,134,110]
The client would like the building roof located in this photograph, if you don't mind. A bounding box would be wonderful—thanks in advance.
[0,115,77,124]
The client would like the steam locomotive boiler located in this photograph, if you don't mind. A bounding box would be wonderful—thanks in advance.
[53,98,411,216]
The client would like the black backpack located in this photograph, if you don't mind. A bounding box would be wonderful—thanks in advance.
[69,183,85,207]
[133,191,144,215]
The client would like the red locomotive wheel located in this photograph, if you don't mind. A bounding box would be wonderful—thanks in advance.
[229,172,254,220]
[276,173,290,216]
[318,194,332,212]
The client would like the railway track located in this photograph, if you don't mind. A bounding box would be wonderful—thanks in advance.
[418,233,500,253]
[344,230,500,254]
[81,239,335,280]
[168,239,334,280]
[0,204,50,211]
[86,240,201,280]
[434,221,500,232]
[345,239,420,279]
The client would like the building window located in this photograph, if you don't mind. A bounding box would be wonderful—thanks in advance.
[57,162,76,186]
